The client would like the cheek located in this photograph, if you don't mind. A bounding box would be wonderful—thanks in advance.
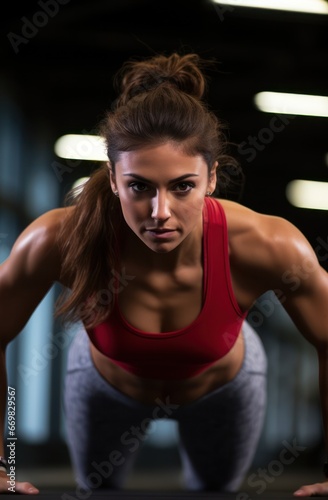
[181,197,205,220]
[119,199,145,226]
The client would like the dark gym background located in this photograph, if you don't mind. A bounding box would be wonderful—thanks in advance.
[0,0,327,493]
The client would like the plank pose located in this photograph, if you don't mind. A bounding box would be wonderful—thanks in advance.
[0,52,328,496]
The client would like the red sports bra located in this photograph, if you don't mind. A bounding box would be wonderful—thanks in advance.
[87,197,247,379]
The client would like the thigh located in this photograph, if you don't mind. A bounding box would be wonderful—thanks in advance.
[176,322,267,492]
[63,328,153,490]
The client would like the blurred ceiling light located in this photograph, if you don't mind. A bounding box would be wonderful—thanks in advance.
[286,180,328,210]
[212,0,328,14]
[254,92,328,117]
[72,177,90,189]
[54,134,107,161]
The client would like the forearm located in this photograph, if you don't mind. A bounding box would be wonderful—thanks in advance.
[318,346,328,458]
[0,347,7,458]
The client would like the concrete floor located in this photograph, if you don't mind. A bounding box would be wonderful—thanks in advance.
[14,465,321,494]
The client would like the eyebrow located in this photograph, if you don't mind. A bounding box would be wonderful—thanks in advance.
[122,173,199,183]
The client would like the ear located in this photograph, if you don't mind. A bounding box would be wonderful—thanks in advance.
[207,161,218,194]
[108,163,118,194]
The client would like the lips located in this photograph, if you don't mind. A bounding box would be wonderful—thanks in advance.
[146,228,177,239]
[147,228,175,233]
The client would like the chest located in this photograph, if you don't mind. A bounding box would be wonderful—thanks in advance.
[117,264,204,333]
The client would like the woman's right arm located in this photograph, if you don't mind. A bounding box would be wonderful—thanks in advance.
[0,209,64,494]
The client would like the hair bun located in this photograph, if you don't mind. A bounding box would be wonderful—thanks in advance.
[115,53,208,106]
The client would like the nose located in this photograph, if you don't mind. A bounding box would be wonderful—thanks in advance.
[151,191,171,221]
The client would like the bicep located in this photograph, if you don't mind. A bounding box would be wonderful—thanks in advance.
[0,264,54,345]
[251,216,328,347]
[279,262,328,348]
[0,220,61,346]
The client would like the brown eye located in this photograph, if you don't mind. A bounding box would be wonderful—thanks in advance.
[129,182,149,192]
[174,182,194,193]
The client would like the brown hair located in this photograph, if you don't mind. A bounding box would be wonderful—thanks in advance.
[55,52,242,328]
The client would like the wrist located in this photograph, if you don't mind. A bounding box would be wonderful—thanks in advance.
[322,459,328,479]
[0,456,7,474]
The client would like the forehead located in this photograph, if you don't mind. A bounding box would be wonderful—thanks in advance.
[116,142,207,177]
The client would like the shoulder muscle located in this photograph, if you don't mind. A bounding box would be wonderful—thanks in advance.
[1,208,71,286]
[218,198,321,294]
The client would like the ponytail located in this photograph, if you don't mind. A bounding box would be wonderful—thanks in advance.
[55,164,122,328]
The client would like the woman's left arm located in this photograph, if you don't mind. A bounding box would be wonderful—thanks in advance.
[271,223,328,497]
[228,203,328,495]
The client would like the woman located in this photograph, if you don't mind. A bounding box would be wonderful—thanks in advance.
[0,53,327,496]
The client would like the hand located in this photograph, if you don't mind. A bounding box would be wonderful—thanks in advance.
[0,470,39,495]
[294,480,328,497]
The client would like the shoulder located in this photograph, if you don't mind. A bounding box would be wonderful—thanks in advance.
[215,198,320,292]
[3,207,75,282]
[216,197,294,244]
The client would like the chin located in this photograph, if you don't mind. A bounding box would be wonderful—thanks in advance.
[146,243,175,254]
[152,247,174,254]
[143,239,179,254]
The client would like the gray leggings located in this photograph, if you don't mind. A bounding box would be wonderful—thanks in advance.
[63,321,267,492]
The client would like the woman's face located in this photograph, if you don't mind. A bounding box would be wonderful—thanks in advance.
[110,142,217,253]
